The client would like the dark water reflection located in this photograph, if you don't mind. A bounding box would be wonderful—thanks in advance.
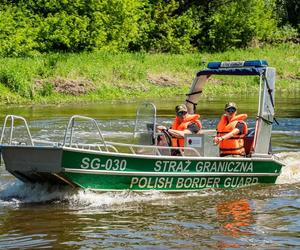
[0,95,300,249]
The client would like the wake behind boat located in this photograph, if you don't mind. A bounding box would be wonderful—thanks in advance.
[0,60,284,191]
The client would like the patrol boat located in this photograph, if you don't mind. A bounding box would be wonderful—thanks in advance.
[0,60,284,191]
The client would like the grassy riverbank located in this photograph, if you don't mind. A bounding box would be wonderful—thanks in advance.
[0,43,299,105]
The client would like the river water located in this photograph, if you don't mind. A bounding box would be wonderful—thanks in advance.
[0,96,299,249]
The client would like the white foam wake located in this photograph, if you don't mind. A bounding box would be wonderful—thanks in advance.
[275,151,300,184]
[0,181,72,206]
[0,180,220,209]
[67,188,221,211]
[0,181,167,207]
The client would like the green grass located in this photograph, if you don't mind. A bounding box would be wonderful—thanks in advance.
[0,43,299,104]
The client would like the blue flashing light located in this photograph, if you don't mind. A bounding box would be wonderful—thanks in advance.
[207,60,268,69]
[207,62,222,69]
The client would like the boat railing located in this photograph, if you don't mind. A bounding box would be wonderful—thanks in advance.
[0,114,205,157]
[70,143,118,152]
[68,140,201,157]
[63,115,108,151]
[0,115,34,146]
[32,139,60,147]
[108,141,201,156]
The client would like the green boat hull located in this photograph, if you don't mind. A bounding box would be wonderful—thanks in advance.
[61,148,282,191]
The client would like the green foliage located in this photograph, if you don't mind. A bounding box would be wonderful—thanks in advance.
[203,0,278,51]
[0,5,40,57]
[39,0,142,52]
[0,56,52,98]
[0,66,31,97]
[275,0,300,29]
[39,82,54,97]
[0,44,299,104]
[0,0,143,56]
[131,0,199,53]
[267,24,299,43]
[0,0,298,56]
[37,12,90,52]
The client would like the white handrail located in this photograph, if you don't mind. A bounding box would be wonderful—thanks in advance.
[0,115,34,146]
[68,140,201,157]
[63,115,108,151]
[0,114,202,157]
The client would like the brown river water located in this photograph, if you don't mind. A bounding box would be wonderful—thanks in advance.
[0,96,299,249]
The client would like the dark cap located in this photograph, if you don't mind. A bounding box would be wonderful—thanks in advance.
[175,104,187,113]
[224,102,237,110]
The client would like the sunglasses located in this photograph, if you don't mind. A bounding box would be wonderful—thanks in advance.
[225,107,236,113]
[177,111,187,116]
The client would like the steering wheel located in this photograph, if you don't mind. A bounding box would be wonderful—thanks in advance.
[161,129,172,147]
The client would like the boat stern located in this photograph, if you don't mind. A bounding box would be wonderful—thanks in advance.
[1,146,66,184]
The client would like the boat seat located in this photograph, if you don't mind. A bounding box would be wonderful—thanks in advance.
[244,128,255,156]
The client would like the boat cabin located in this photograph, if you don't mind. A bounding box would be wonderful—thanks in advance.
[134,60,276,158]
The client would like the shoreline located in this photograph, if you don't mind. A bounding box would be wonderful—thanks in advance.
[0,44,299,105]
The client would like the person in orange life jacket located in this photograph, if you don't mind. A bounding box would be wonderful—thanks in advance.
[213,102,248,157]
[157,104,202,147]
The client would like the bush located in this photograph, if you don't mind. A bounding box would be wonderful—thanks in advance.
[0,66,31,98]
[37,12,90,52]
[38,82,54,97]
[130,0,199,53]
[200,0,278,51]
[268,25,299,43]
[0,0,143,56]
[0,5,40,57]
[0,0,298,56]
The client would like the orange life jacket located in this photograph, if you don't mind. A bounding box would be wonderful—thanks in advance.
[171,114,202,147]
[216,114,248,156]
